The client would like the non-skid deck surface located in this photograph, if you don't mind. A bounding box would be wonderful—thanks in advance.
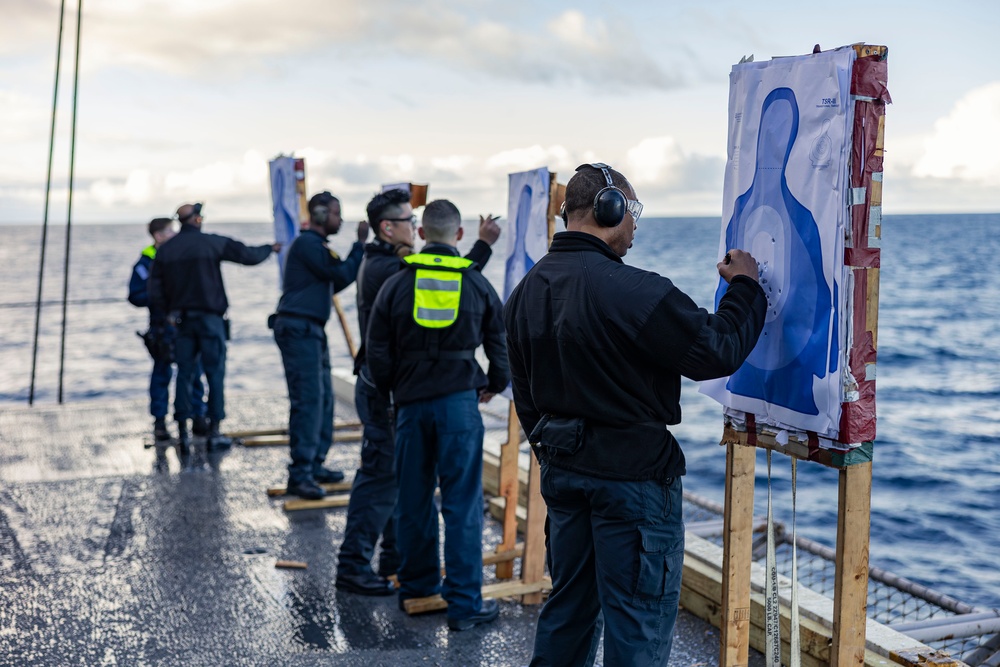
[0,392,754,666]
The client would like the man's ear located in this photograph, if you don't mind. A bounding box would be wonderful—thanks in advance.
[417,227,426,241]
[383,223,392,238]
[456,227,464,241]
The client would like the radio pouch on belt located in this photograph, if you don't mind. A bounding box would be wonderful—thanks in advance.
[138,321,177,364]
[529,414,585,460]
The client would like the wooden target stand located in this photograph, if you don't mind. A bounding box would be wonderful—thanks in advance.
[719,44,889,667]
[403,172,565,614]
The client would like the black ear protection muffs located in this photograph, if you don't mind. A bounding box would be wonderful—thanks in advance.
[561,163,627,228]
[587,163,627,227]
[179,202,203,224]
[311,205,330,226]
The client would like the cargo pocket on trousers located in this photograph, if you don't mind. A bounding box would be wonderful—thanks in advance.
[635,524,685,603]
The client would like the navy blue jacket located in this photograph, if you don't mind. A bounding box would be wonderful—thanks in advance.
[275,229,364,324]
[128,245,161,322]
[149,224,273,315]
[503,232,767,481]
[354,237,493,371]
[366,243,509,405]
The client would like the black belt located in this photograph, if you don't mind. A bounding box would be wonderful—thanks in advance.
[179,309,222,317]
[276,312,326,327]
[399,349,476,361]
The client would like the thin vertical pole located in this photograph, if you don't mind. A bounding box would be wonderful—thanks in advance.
[28,0,68,405]
[57,0,83,403]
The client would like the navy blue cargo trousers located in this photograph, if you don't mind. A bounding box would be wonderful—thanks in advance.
[394,389,486,622]
[174,311,226,423]
[273,314,334,486]
[530,466,685,666]
[337,365,398,576]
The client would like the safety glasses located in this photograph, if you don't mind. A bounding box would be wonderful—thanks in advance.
[626,198,643,222]
[385,214,418,227]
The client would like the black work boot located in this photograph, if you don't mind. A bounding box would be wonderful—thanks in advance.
[447,599,500,631]
[335,569,395,596]
[176,420,191,462]
[153,418,170,441]
[313,466,345,484]
[377,549,401,578]
[191,415,210,437]
[206,420,232,451]
[287,479,325,500]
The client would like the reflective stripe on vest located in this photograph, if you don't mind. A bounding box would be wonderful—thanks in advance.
[142,245,156,259]
[403,254,474,329]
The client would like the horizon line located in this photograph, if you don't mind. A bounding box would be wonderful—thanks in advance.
[2,211,1000,226]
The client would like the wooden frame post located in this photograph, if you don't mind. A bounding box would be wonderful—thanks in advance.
[719,437,875,667]
[494,402,521,579]
[720,440,757,667]
[332,295,356,359]
[832,461,873,666]
[519,453,546,603]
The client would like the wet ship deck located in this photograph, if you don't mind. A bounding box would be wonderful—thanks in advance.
[0,389,760,666]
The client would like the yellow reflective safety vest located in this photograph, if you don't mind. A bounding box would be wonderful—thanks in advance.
[142,245,156,260]
[403,254,474,329]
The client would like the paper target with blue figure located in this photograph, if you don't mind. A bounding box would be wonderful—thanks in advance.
[268,156,302,289]
[700,48,856,438]
[503,167,551,302]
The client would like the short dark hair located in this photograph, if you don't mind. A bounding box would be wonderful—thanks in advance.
[148,217,172,237]
[563,164,630,221]
[366,188,411,225]
[421,199,461,242]
[309,190,340,223]
[308,190,338,213]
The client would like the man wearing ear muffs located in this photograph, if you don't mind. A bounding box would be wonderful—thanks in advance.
[270,191,368,500]
[504,163,767,665]
[335,188,500,596]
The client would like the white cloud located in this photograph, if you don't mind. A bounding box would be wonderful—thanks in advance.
[486,145,572,172]
[3,0,685,91]
[431,155,475,172]
[238,150,268,187]
[912,82,1000,184]
[89,169,156,206]
[0,90,46,142]
[547,10,600,48]
[625,137,686,186]
[160,150,270,195]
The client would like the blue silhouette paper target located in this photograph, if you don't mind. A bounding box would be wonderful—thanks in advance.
[503,167,550,302]
[268,156,301,289]
[700,49,856,438]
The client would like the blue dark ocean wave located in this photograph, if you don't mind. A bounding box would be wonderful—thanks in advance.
[1,213,998,609]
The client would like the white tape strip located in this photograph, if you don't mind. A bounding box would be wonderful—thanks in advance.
[869,205,882,227]
[766,451,781,666]
[790,458,801,667]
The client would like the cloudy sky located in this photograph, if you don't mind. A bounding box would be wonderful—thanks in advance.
[1,0,998,224]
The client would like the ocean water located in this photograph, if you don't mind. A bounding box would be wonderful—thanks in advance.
[1,214,998,610]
